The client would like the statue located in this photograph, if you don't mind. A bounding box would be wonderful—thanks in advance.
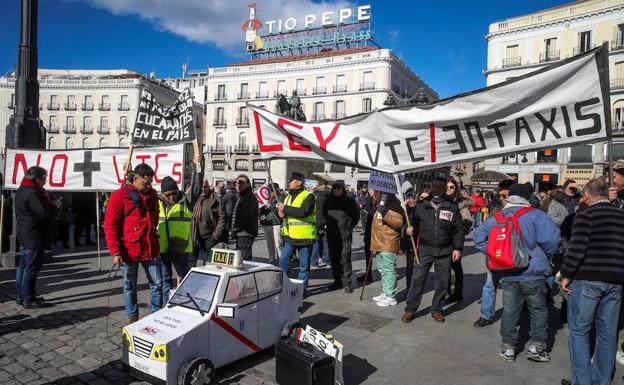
[276,90,306,121]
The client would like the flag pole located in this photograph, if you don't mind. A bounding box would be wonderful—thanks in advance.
[393,174,419,265]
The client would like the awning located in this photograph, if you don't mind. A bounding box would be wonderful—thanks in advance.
[470,170,514,190]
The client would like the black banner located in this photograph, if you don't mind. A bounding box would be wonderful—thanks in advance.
[132,88,195,146]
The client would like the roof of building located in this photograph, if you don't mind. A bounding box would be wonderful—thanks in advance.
[36,69,142,79]
[226,46,380,67]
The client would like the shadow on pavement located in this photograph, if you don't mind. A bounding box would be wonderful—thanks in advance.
[343,353,377,385]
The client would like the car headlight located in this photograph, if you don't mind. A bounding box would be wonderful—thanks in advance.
[122,328,133,353]
[151,344,169,362]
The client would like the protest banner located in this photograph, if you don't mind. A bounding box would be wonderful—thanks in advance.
[249,45,610,173]
[4,144,184,191]
[254,183,272,207]
[367,171,398,194]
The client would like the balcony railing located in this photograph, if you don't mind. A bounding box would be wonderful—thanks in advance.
[237,92,250,100]
[611,78,624,90]
[47,125,59,134]
[256,91,269,99]
[236,118,250,126]
[502,57,522,68]
[251,144,260,153]
[47,102,60,110]
[360,82,375,91]
[233,145,249,153]
[118,125,129,134]
[82,102,94,111]
[613,120,624,133]
[332,112,347,119]
[64,126,76,134]
[213,119,227,127]
[99,103,111,111]
[80,126,93,134]
[539,50,560,63]
[118,103,130,111]
[97,126,110,134]
[215,94,227,101]
[612,38,624,51]
[313,87,326,95]
[311,114,325,121]
[296,88,307,96]
[211,145,226,153]
[333,85,347,93]
[573,43,596,56]
[64,103,77,111]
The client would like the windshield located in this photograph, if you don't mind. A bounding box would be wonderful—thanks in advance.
[169,272,219,312]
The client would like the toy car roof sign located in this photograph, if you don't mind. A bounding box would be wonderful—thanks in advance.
[206,248,243,269]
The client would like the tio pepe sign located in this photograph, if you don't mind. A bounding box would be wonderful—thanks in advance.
[264,5,371,35]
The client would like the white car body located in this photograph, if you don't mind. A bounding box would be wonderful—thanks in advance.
[122,258,304,385]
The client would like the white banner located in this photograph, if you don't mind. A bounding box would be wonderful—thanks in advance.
[4,144,184,191]
[254,183,271,207]
[250,46,610,173]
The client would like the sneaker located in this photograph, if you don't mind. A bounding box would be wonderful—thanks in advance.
[317,260,327,268]
[473,317,495,327]
[372,293,386,302]
[616,350,624,366]
[376,296,397,307]
[526,345,550,362]
[500,346,516,362]
[23,299,51,309]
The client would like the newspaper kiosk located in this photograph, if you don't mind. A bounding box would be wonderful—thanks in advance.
[122,249,304,385]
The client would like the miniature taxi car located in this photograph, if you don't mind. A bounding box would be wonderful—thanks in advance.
[121,248,304,385]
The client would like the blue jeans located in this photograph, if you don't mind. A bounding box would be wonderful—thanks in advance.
[280,242,312,286]
[568,280,622,385]
[311,228,329,266]
[16,248,45,303]
[161,253,194,304]
[120,259,163,318]
[500,279,548,349]
[480,270,496,320]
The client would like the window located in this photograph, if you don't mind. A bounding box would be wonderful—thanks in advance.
[66,95,76,109]
[120,95,129,110]
[258,81,268,98]
[614,62,624,89]
[361,71,373,90]
[9,93,14,108]
[253,160,267,171]
[334,100,345,119]
[82,137,91,149]
[615,24,624,49]
[277,80,286,96]
[224,274,257,305]
[217,84,226,100]
[49,116,58,129]
[335,74,346,93]
[215,107,225,125]
[615,106,624,131]
[100,116,108,128]
[314,102,324,120]
[541,38,558,62]
[235,159,249,171]
[255,271,282,300]
[238,106,249,125]
[66,116,75,130]
[66,137,74,149]
[119,138,128,147]
[212,160,225,170]
[504,45,520,67]
[569,144,593,163]
[48,136,55,149]
[238,132,247,148]
[49,95,59,109]
[579,31,592,53]
[99,137,108,147]
[314,77,325,94]
[169,272,219,312]
[100,95,110,110]
[296,78,305,95]
[119,116,128,133]
[215,133,224,150]
[239,83,249,99]
[83,95,93,110]
[362,98,372,113]
[612,143,624,161]
[536,149,557,163]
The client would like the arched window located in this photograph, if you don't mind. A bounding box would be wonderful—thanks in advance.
[215,133,224,150]
[119,138,128,147]
[66,137,74,149]
[82,137,91,149]
[99,137,108,148]
[238,132,247,148]
[48,136,56,149]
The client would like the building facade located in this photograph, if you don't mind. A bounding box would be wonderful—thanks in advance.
[165,47,438,188]
[476,0,624,190]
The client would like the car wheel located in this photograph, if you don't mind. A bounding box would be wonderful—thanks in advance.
[178,357,214,385]
[280,319,302,339]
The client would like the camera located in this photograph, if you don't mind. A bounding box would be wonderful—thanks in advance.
[569,187,582,198]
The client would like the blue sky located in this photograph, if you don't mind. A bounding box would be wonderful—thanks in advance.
[0,0,567,98]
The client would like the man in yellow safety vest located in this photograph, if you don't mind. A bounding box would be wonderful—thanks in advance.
[277,172,316,287]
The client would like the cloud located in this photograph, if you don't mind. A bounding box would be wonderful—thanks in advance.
[79,0,354,54]
[388,29,399,42]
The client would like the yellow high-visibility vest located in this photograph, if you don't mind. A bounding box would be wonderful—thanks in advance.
[282,190,316,240]
[158,198,193,255]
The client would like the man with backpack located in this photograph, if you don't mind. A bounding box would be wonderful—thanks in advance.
[474,182,560,362]
[104,164,162,324]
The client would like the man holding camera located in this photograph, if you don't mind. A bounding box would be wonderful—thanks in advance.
[548,179,580,227]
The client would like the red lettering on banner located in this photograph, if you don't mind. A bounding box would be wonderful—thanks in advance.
[277,118,311,152]
[49,154,68,187]
[254,111,283,152]
[313,123,340,152]
[172,162,182,184]
[136,155,151,164]
[112,156,126,183]
[429,123,437,163]
[153,153,167,183]
[12,153,42,184]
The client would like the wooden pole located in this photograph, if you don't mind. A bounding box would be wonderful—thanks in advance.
[608,136,614,188]
[95,193,102,272]
[393,174,419,265]
[264,160,280,199]
[124,145,134,176]
[192,139,202,174]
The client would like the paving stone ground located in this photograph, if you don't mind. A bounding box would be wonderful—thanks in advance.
[1,229,624,385]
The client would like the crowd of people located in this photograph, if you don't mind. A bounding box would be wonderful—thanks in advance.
[11,161,624,384]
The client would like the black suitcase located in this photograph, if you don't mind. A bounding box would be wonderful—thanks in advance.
[275,337,335,385]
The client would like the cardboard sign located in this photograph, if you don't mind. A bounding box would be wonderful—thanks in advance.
[254,183,272,207]
[297,325,344,385]
[4,145,184,191]
[367,171,397,194]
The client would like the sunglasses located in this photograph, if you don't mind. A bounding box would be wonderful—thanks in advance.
[447,185,455,189]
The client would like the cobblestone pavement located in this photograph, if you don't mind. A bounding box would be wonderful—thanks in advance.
[1,230,624,385]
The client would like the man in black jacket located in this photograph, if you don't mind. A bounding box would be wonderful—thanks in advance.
[401,177,464,323]
[222,185,237,233]
[230,175,259,260]
[15,166,57,309]
[357,185,373,234]
[324,181,360,292]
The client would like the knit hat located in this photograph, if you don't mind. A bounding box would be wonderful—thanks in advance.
[289,172,305,182]
[614,167,624,177]
[161,176,178,193]
[509,182,533,200]
[497,179,515,191]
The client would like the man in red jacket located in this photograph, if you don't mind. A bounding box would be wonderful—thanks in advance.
[104,164,162,324]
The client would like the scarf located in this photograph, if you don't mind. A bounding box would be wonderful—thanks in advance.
[503,195,531,209]
[20,177,53,207]
[191,189,210,244]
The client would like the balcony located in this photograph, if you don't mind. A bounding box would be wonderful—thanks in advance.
[296,88,307,96]
[251,144,260,154]
[233,145,249,153]
[64,102,77,111]
[118,103,130,111]
[256,91,269,99]
[502,57,522,68]
[47,125,59,134]
[210,145,226,153]
[313,87,326,95]
[573,43,595,56]
[333,85,347,93]
[80,126,93,134]
[64,125,76,134]
[539,50,560,63]
[311,114,325,121]
[360,82,375,91]
[213,119,227,127]
[99,103,111,111]
[82,102,94,111]
[612,78,624,91]
[97,126,110,134]
[236,117,250,127]
[613,120,624,133]
[118,125,129,134]
[215,94,227,101]
[237,92,250,100]
[47,102,60,110]
[612,38,624,51]
[332,112,347,119]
